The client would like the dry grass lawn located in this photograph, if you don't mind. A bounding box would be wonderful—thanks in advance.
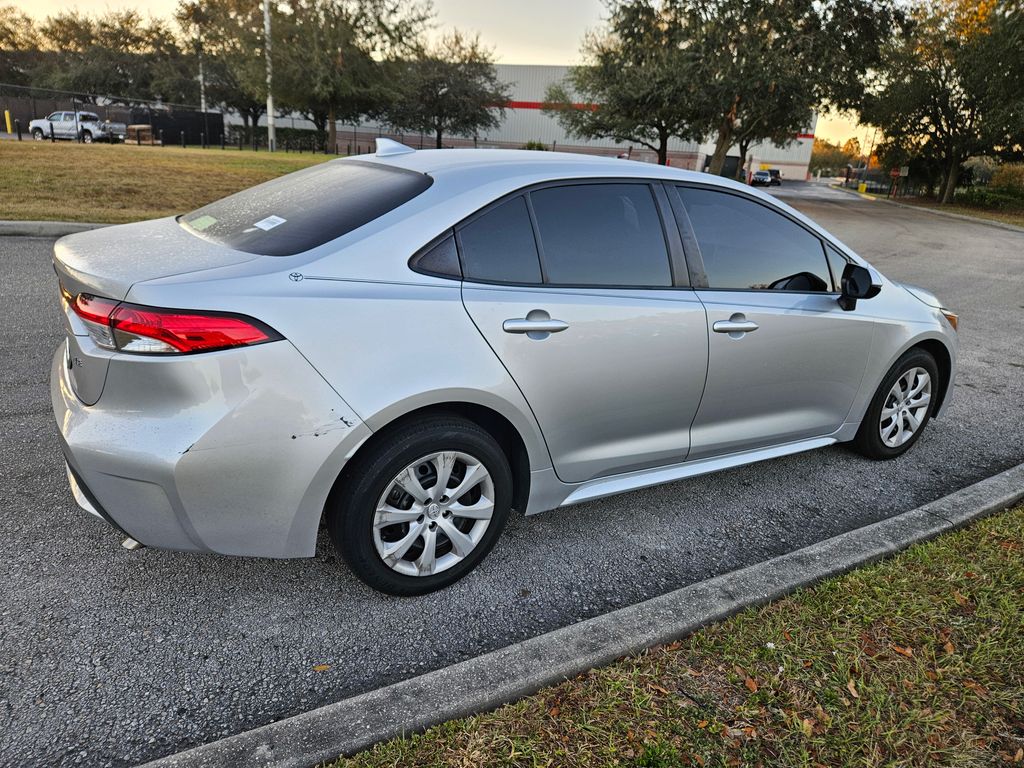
[0,140,332,223]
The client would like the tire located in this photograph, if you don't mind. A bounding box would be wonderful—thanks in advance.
[852,348,939,460]
[81,131,92,144]
[327,415,513,595]
[31,128,43,141]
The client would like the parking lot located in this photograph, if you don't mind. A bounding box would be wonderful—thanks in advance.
[1,182,1022,767]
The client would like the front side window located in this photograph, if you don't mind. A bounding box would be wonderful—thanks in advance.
[458,196,543,283]
[530,183,672,286]
[677,186,831,292]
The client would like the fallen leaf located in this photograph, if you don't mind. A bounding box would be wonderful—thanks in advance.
[745,676,759,694]
[312,664,331,672]
[964,680,989,698]
[548,706,560,718]
[650,684,670,696]
[963,571,976,579]
[890,644,914,658]
[943,640,955,654]
[801,718,815,737]
[783,630,793,642]
[1013,747,1022,762]
[692,754,706,767]
[846,679,860,699]
[697,720,709,728]
[952,589,969,606]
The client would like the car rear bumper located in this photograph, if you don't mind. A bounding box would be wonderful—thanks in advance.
[51,340,371,558]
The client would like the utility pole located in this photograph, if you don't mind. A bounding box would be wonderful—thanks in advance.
[262,0,276,152]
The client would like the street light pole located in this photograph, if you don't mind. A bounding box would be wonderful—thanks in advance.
[262,0,276,152]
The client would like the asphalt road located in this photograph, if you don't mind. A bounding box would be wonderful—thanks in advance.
[2,183,1023,767]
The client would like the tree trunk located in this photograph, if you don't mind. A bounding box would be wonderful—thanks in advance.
[657,129,668,166]
[435,126,444,149]
[736,138,752,181]
[707,118,734,176]
[940,159,961,204]
[327,105,337,154]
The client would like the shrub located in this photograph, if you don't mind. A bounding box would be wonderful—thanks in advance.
[990,163,1024,198]
[955,187,1024,210]
[522,140,549,151]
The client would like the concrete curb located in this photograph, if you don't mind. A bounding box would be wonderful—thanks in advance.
[826,186,1024,235]
[0,220,108,237]
[141,462,1024,768]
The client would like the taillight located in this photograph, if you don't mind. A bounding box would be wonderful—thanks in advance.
[63,285,280,355]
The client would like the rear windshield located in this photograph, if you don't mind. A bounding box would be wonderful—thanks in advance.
[180,160,433,256]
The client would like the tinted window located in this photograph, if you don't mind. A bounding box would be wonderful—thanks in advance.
[531,184,672,286]
[181,160,433,256]
[677,187,831,292]
[458,196,542,283]
[411,233,461,277]
[825,245,849,291]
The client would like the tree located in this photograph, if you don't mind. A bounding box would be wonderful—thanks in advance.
[384,30,510,149]
[683,0,903,176]
[176,0,267,138]
[30,10,195,103]
[543,0,704,165]
[274,0,429,150]
[0,5,39,85]
[861,0,1024,202]
[810,137,858,174]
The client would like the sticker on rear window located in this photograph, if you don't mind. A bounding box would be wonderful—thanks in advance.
[254,215,286,231]
[189,215,217,231]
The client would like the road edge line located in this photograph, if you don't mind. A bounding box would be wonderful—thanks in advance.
[141,461,1024,768]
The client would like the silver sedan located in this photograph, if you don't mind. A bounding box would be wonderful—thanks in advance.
[51,141,958,594]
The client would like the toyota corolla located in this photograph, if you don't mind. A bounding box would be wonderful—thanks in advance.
[51,141,958,594]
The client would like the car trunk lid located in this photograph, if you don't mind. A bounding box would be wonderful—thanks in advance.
[54,216,260,405]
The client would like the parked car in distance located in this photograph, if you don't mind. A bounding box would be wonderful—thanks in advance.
[51,140,959,595]
[750,170,773,186]
[768,168,782,185]
[29,111,127,143]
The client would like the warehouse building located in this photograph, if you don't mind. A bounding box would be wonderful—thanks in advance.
[245,63,816,180]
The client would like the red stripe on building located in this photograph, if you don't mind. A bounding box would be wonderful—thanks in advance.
[796,133,815,139]
[504,100,598,111]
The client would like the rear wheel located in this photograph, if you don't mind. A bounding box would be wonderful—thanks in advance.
[327,415,512,595]
[852,348,938,460]
[32,128,43,141]
[81,131,93,144]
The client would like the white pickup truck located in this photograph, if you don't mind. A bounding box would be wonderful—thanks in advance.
[28,111,127,143]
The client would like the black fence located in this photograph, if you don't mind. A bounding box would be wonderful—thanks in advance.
[1,82,223,145]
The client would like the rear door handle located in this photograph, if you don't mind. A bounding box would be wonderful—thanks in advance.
[712,313,759,336]
[502,310,569,339]
[502,319,570,334]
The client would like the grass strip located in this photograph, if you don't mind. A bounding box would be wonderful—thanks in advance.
[0,141,331,224]
[333,505,1024,767]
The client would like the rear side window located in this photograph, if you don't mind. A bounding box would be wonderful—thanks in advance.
[677,186,831,292]
[530,184,672,286]
[458,196,543,283]
[181,160,432,256]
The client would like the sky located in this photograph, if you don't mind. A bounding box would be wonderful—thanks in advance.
[13,0,861,144]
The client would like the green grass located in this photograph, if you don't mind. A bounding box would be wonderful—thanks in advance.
[892,198,1024,230]
[332,506,1024,767]
[0,140,332,223]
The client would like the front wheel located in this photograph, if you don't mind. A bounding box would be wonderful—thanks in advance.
[852,348,939,460]
[327,415,513,595]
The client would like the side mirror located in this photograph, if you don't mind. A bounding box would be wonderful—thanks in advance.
[838,263,881,311]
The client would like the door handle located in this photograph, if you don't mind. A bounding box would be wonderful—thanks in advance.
[502,309,569,339]
[502,318,570,334]
[713,313,759,336]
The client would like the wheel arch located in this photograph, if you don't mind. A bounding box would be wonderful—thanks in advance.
[326,397,547,524]
[910,337,953,416]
